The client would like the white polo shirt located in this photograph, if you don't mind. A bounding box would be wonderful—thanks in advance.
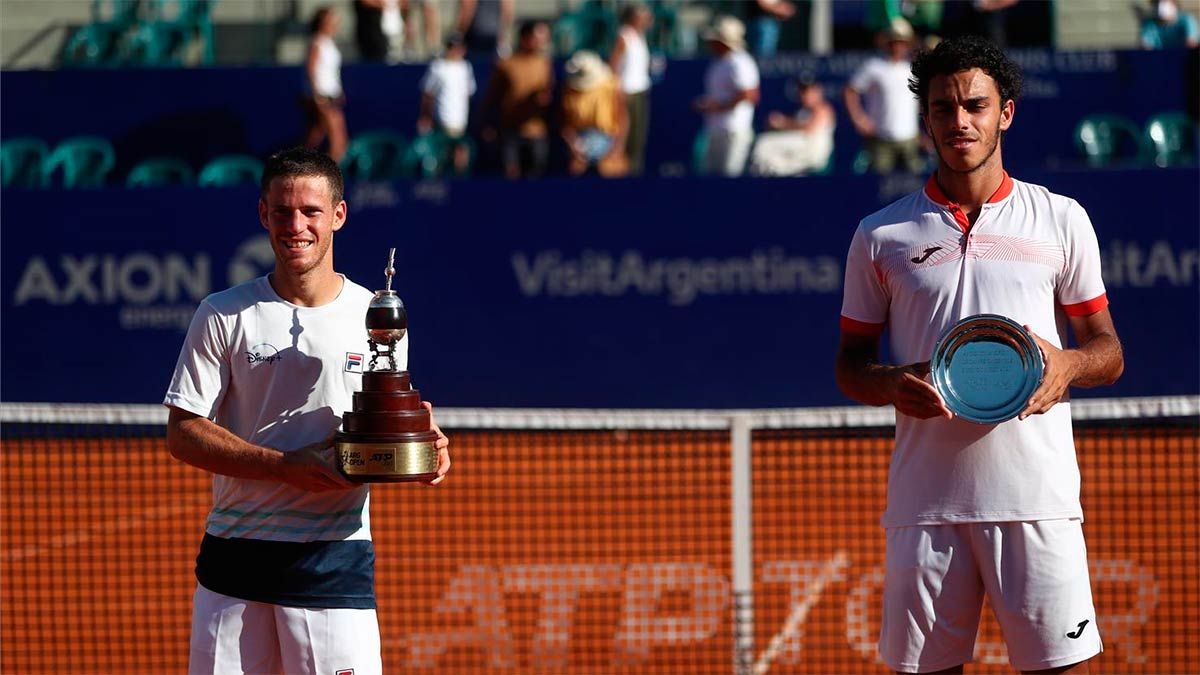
[840,173,1109,528]
[165,275,408,542]
[704,50,759,133]
[420,58,477,135]
[847,56,919,142]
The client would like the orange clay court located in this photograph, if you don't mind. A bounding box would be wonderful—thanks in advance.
[2,425,1196,673]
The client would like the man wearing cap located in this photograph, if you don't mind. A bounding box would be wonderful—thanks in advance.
[693,16,760,177]
[844,18,925,174]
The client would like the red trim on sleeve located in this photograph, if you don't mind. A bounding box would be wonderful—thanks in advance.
[1061,293,1109,317]
[840,316,886,336]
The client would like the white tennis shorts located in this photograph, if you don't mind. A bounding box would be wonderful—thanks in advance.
[188,584,382,675]
[881,519,1102,673]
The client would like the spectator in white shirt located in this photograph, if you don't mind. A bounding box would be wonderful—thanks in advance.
[303,6,348,162]
[609,3,654,176]
[692,16,760,177]
[844,18,925,174]
[418,33,476,174]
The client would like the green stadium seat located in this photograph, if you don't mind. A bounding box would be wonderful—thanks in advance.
[145,0,217,65]
[852,149,871,175]
[554,1,617,54]
[1144,111,1197,168]
[91,0,141,29]
[403,133,475,178]
[121,21,188,66]
[198,155,263,187]
[1075,114,1148,167]
[647,0,681,55]
[60,24,121,67]
[1,137,50,188]
[43,136,116,188]
[342,131,408,181]
[127,156,194,187]
[691,130,708,175]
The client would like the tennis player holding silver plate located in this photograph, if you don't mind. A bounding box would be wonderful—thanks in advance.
[930,314,1044,424]
[834,37,1124,675]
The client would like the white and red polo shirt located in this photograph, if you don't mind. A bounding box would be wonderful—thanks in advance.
[840,173,1108,528]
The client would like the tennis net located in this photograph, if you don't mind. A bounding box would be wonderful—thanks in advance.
[1,397,1196,674]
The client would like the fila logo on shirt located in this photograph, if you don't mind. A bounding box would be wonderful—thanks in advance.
[345,352,364,373]
[335,670,354,675]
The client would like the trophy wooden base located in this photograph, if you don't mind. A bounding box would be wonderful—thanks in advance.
[337,371,440,483]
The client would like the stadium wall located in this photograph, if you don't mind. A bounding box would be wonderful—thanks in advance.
[2,168,1196,407]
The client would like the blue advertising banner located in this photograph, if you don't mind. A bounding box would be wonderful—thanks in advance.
[2,169,1197,406]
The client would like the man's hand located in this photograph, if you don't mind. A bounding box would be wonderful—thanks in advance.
[279,434,358,492]
[887,361,953,420]
[422,401,452,486]
[1019,326,1079,420]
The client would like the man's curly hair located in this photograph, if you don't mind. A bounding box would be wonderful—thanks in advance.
[908,36,1023,111]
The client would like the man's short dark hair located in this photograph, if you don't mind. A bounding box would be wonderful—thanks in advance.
[908,36,1023,112]
[518,20,546,40]
[260,147,344,204]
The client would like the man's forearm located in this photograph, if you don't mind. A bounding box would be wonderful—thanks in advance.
[167,415,286,481]
[836,357,897,407]
[1067,332,1124,388]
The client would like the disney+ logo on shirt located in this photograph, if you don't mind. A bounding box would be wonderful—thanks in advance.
[246,343,283,365]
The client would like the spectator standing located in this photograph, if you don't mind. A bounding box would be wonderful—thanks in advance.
[418,34,476,174]
[693,16,760,177]
[353,0,403,62]
[609,3,653,175]
[745,0,796,58]
[844,18,923,174]
[561,51,629,177]
[479,20,554,179]
[457,0,516,59]
[971,0,1018,48]
[749,78,836,176]
[303,6,349,162]
[1140,0,1200,48]
[403,0,442,58]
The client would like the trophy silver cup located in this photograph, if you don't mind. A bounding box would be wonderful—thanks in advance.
[336,248,440,482]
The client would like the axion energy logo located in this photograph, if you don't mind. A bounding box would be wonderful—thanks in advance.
[9,235,274,331]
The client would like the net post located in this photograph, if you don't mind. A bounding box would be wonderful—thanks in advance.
[730,413,755,675]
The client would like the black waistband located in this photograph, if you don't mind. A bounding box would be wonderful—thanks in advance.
[196,534,376,609]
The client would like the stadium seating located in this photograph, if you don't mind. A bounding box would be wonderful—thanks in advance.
[1145,111,1197,168]
[553,1,618,55]
[403,132,474,178]
[198,155,263,187]
[126,156,195,187]
[60,24,122,67]
[145,0,216,65]
[1,137,50,188]
[61,0,215,67]
[121,21,188,66]
[42,136,116,187]
[691,130,708,175]
[1075,113,1147,167]
[342,131,408,181]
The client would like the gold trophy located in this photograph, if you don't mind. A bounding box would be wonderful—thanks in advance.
[336,248,440,482]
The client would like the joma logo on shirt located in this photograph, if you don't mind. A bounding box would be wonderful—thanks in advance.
[246,343,282,365]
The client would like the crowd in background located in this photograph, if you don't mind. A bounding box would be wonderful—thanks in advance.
[291,0,1199,179]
